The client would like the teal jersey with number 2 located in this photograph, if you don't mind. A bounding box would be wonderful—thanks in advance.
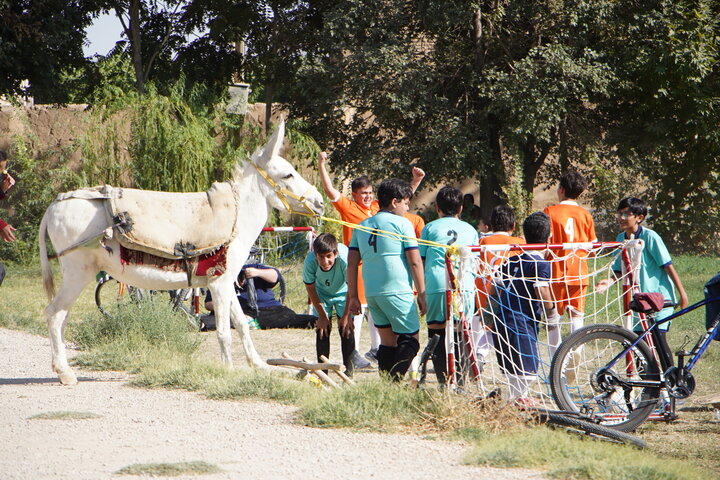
[349,211,418,297]
[420,217,479,294]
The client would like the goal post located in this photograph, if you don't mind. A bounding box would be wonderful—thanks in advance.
[442,239,644,407]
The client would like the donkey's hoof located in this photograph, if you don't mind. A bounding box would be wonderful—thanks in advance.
[58,371,78,385]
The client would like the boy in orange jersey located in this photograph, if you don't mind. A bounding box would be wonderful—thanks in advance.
[318,151,425,364]
[474,205,525,364]
[543,170,597,356]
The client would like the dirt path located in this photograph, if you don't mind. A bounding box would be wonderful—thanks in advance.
[0,328,545,480]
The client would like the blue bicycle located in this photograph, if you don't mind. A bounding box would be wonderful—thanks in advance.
[550,280,720,432]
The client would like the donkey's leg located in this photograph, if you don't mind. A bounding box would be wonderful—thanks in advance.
[209,282,236,366]
[229,294,264,368]
[44,265,95,385]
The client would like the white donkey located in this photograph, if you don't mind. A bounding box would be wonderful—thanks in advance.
[39,120,324,385]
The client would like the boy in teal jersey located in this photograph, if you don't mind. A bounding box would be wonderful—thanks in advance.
[420,186,479,384]
[347,178,427,381]
[596,197,688,367]
[303,233,356,374]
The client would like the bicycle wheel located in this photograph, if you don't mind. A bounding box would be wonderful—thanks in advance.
[168,288,202,330]
[550,324,661,432]
[95,277,145,318]
[537,411,647,449]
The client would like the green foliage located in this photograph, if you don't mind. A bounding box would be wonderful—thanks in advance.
[71,297,201,368]
[466,427,711,480]
[81,79,263,192]
[0,1,94,103]
[115,461,221,477]
[0,136,84,264]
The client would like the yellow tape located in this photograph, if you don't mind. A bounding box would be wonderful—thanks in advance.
[317,215,451,250]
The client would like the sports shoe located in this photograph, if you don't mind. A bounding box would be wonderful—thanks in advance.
[352,350,371,369]
[364,349,378,365]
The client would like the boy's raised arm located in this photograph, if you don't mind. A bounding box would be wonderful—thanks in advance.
[409,167,425,194]
[318,151,341,202]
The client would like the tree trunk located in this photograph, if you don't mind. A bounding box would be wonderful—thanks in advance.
[479,113,505,221]
[264,82,273,136]
[129,0,144,94]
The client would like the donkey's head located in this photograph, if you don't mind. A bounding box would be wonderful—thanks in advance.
[247,119,324,216]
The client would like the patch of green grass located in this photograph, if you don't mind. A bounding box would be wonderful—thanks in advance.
[29,411,102,420]
[466,426,711,480]
[115,461,220,476]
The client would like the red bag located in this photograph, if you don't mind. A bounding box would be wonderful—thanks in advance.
[629,292,667,313]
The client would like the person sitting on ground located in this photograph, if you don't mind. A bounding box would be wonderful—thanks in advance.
[347,178,427,381]
[303,233,358,375]
[491,212,555,406]
[203,260,316,331]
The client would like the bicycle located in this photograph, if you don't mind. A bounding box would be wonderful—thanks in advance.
[550,290,720,432]
[95,272,203,329]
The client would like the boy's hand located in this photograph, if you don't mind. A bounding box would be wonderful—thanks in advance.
[338,313,354,339]
[1,224,16,242]
[595,279,612,293]
[416,291,427,316]
[411,166,425,182]
[318,151,328,167]
[1,172,15,193]
[347,297,361,316]
[316,314,331,339]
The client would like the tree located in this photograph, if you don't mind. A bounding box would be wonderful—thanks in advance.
[0,0,94,103]
[288,0,617,220]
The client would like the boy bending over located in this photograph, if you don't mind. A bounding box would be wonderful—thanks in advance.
[303,233,356,375]
[347,179,427,381]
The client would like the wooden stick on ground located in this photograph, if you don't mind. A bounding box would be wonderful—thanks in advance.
[301,356,340,389]
[319,355,356,385]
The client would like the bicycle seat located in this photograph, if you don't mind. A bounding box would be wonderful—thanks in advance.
[629,292,673,313]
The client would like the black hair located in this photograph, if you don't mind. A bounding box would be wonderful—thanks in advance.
[559,170,588,199]
[436,186,463,216]
[351,176,372,192]
[523,211,551,244]
[313,232,339,255]
[490,205,515,232]
[377,178,412,209]
[617,197,648,218]
[0,150,6,162]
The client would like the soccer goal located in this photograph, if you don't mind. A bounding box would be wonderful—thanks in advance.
[442,239,644,408]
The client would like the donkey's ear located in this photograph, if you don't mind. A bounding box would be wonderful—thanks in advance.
[258,118,285,165]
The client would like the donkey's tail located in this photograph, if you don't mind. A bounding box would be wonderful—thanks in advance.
[39,209,56,301]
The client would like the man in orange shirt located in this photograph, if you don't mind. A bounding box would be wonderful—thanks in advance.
[543,170,597,356]
[318,151,425,364]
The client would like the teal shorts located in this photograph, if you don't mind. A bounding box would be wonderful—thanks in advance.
[426,291,476,326]
[366,293,419,335]
[313,296,346,319]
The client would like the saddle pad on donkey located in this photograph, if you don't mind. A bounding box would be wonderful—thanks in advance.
[106,182,239,259]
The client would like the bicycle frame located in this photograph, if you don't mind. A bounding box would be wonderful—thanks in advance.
[601,296,720,390]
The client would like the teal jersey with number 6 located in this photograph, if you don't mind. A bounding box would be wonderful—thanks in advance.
[420,217,479,294]
[302,243,349,303]
[349,211,418,297]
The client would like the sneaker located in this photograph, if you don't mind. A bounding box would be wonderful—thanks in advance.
[352,350,371,369]
[364,349,378,365]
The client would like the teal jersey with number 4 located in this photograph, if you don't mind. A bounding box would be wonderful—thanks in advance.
[302,243,349,303]
[420,217,479,294]
[349,211,418,297]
